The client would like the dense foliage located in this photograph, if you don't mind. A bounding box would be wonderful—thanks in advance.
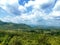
[0,21,60,45]
[0,29,60,45]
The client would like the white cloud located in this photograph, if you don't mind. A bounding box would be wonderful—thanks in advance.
[0,0,18,5]
[54,0,60,10]
[0,0,60,26]
[7,0,18,5]
[0,0,7,5]
[18,5,26,12]
[24,0,52,8]
[50,11,60,17]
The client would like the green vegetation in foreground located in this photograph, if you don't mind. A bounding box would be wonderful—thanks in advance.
[0,21,60,45]
[0,29,60,45]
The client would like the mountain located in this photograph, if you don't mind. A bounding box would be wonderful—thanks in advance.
[0,21,32,30]
[0,20,60,31]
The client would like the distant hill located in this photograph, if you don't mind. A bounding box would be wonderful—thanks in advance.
[0,21,32,30]
[0,20,60,31]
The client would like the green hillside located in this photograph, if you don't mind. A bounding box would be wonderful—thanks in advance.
[0,29,60,45]
[0,21,60,45]
[0,21,32,30]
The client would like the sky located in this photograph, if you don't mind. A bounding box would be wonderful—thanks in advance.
[0,0,60,26]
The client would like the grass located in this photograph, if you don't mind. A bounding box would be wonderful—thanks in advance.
[0,29,60,45]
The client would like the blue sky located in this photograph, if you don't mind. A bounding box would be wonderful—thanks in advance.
[0,0,60,26]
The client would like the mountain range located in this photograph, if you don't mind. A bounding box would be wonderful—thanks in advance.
[0,20,32,30]
[0,20,60,31]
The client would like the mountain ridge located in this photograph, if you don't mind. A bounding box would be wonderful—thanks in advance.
[0,20,32,30]
[0,20,60,30]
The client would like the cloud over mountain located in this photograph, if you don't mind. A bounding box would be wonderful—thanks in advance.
[0,0,60,26]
